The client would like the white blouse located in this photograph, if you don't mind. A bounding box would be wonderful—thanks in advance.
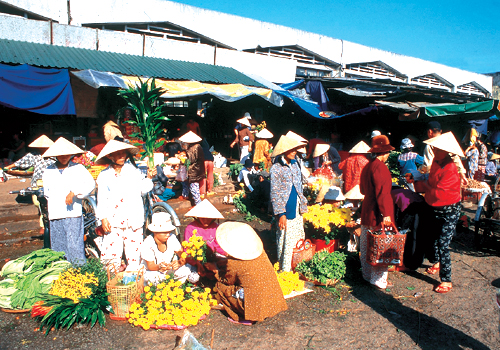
[42,162,96,220]
[96,162,153,230]
[141,234,181,266]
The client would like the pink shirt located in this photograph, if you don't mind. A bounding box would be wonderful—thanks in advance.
[184,220,226,256]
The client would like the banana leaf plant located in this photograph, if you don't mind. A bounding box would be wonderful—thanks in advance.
[118,77,169,169]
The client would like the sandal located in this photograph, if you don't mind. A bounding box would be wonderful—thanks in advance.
[434,284,452,294]
[426,265,440,275]
[227,317,254,326]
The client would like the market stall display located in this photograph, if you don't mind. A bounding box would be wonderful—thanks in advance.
[31,258,111,334]
[126,277,217,330]
[303,204,351,250]
[295,250,347,286]
[0,249,70,311]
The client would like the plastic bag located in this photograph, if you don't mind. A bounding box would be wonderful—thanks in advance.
[173,329,211,350]
[176,165,188,182]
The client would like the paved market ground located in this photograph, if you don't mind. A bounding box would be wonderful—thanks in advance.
[1,179,500,349]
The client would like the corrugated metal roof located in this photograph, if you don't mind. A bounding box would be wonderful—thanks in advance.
[0,39,265,87]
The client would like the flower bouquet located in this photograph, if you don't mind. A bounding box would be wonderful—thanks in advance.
[73,152,96,169]
[32,258,111,334]
[303,205,351,247]
[181,230,208,263]
[304,177,329,205]
[126,277,217,330]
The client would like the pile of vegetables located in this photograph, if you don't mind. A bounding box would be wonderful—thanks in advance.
[295,251,346,286]
[0,249,70,310]
[32,259,113,334]
[33,258,111,334]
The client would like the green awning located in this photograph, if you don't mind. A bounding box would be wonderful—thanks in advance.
[424,100,494,117]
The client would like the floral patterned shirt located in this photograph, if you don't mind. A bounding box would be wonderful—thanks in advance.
[270,156,307,216]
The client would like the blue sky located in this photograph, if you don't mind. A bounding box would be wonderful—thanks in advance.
[175,0,498,74]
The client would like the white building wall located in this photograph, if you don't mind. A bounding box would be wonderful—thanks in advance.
[0,0,493,91]
[2,0,68,23]
[0,15,50,44]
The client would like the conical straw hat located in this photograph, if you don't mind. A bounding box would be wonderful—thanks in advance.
[216,222,263,260]
[313,144,330,158]
[29,135,54,148]
[95,140,139,164]
[490,153,500,161]
[286,131,307,153]
[255,128,273,139]
[42,137,84,158]
[236,118,251,127]
[344,184,365,200]
[271,135,304,157]
[423,131,465,157]
[349,141,370,154]
[286,131,308,143]
[185,199,224,219]
[179,131,202,143]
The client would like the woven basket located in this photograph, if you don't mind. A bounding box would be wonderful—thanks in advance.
[88,165,106,180]
[106,268,144,320]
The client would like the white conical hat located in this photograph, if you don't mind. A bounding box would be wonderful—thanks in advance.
[491,153,500,161]
[344,185,365,200]
[349,141,370,154]
[236,118,251,127]
[185,199,224,219]
[95,140,139,164]
[423,131,465,157]
[29,135,54,148]
[179,131,202,143]
[271,135,305,157]
[216,222,263,260]
[286,131,308,143]
[255,128,273,139]
[313,144,330,158]
[42,137,84,158]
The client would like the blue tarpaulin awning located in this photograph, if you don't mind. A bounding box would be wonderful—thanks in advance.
[0,63,75,115]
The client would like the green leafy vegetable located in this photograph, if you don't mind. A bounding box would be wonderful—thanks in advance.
[295,251,347,285]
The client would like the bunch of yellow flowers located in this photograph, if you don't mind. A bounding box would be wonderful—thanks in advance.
[181,230,207,263]
[49,268,98,303]
[273,263,304,296]
[126,276,217,330]
[303,204,351,235]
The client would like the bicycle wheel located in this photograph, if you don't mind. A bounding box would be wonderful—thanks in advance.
[82,196,101,258]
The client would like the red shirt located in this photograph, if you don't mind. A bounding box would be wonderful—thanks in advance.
[359,158,395,227]
[339,154,369,193]
[425,157,461,207]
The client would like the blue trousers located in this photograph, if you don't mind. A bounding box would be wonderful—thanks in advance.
[50,216,86,265]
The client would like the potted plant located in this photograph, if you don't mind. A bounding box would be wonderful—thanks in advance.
[118,77,169,169]
[303,204,351,252]
[295,250,346,286]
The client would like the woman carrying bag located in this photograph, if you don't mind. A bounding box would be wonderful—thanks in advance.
[359,135,395,289]
[270,135,308,271]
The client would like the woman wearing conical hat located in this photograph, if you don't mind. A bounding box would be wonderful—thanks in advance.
[338,140,371,194]
[95,139,154,271]
[4,135,55,247]
[206,222,287,325]
[253,128,273,171]
[179,131,205,205]
[42,137,95,264]
[270,135,308,271]
[421,132,464,294]
[230,117,253,163]
[184,199,226,258]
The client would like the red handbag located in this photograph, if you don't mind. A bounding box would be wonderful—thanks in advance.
[366,223,406,266]
[291,239,316,270]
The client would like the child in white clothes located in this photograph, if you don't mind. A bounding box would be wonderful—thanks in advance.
[141,212,199,285]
